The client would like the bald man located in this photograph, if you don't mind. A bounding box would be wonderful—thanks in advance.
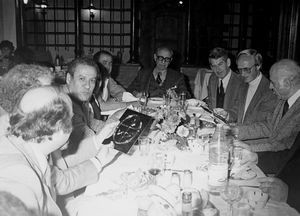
[0,86,73,216]
[0,86,119,216]
[127,46,190,98]
[235,59,300,173]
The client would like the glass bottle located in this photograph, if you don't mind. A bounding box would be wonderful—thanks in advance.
[182,191,193,216]
[54,54,61,72]
[208,124,232,194]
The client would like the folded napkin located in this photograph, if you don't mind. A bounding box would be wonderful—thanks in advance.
[230,147,258,180]
[122,92,138,102]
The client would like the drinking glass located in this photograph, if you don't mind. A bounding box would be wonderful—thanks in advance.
[139,91,149,112]
[221,183,243,216]
[148,152,164,184]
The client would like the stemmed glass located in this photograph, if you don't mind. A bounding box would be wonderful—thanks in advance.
[148,152,164,184]
[139,91,149,112]
[220,182,243,216]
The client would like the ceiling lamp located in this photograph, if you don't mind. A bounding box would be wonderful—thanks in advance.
[88,0,96,19]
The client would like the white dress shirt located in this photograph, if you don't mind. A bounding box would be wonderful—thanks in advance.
[243,73,262,121]
[288,88,300,108]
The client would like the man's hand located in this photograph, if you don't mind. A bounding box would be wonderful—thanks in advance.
[213,108,230,121]
[96,121,119,145]
[95,146,119,169]
[257,177,288,202]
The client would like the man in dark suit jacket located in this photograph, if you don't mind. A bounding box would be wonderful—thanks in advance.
[206,47,243,122]
[127,46,190,98]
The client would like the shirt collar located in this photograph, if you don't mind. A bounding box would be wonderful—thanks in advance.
[153,68,167,81]
[288,89,300,108]
[219,70,232,91]
[249,72,262,87]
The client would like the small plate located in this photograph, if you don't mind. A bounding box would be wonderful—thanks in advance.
[231,168,257,180]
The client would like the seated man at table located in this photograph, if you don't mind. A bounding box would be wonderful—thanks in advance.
[127,46,190,98]
[61,57,112,154]
[235,59,300,172]
[0,86,119,216]
[235,49,278,124]
[207,47,243,122]
[93,52,137,112]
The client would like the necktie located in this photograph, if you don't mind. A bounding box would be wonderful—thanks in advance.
[90,95,102,120]
[216,80,225,108]
[156,72,162,85]
[282,100,289,117]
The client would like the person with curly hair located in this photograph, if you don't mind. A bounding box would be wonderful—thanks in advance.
[0,64,54,115]
[0,86,73,216]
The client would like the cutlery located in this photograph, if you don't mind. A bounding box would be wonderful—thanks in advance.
[200,105,228,124]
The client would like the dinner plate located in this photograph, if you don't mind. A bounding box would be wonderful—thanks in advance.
[148,194,177,216]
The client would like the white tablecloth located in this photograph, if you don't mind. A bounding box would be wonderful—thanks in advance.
[65,131,299,216]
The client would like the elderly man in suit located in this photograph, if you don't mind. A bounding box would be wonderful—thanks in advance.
[236,49,278,125]
[128,46,190,98]
[207,47,243,122]
[235,59,300,173]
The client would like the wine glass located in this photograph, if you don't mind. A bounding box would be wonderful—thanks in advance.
[220,182,243,216]
[148,152,164,184]
[139,91,149,112]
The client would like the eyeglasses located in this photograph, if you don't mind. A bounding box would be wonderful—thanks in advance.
[238,64,256,74]
[156,55,172,63]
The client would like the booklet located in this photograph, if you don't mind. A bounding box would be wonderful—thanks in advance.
[109,109,154,154]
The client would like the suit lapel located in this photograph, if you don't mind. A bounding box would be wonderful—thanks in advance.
[224,72,236,109]
[243,77,266,120]
[210,75,218,108]
[276,97,300,130]
[238,83,248,123]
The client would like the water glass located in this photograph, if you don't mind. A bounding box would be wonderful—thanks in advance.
[163,94,171,106]
[182,170,193,188]
[139,137,151,156]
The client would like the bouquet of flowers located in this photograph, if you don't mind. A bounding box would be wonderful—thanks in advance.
[154,106,191,150]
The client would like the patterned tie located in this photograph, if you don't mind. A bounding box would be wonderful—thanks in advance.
[216,79,225,108]
[282,100,289,117]
[156,72,162,85]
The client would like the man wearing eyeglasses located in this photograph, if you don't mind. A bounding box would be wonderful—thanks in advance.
[235,49,278,125]
[206,47,242,122]
[234,59,300,173]
[127,46,190,98]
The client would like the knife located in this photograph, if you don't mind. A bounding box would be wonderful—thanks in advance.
[200,105,228,124]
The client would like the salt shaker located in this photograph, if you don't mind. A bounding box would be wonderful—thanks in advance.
[182,191,192,216]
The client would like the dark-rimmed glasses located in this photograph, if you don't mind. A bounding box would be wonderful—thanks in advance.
[156,55,172,63]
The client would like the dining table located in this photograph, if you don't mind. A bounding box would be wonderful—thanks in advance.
[65,98,300,216]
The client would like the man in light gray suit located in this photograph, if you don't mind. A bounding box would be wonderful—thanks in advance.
[207,47,243,122]
[236,59,300,173]
[236,49,278,125]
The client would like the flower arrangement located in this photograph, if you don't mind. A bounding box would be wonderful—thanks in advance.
[154,106,191,150]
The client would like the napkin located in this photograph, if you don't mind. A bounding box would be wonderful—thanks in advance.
[122,92,138,102]
[230,148,258,180]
